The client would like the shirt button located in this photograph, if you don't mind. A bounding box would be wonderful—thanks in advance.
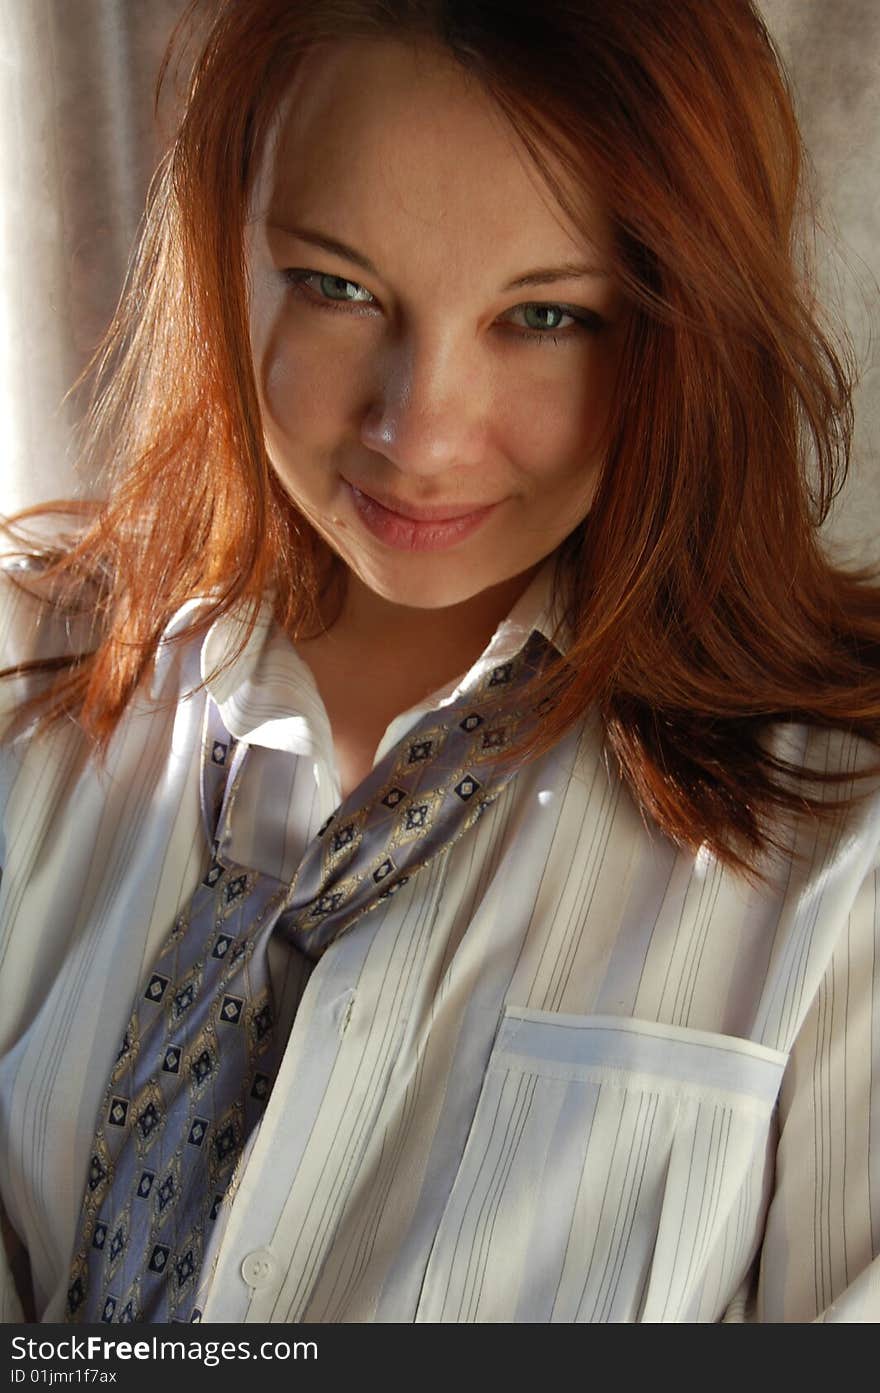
[240,1248,279,1288]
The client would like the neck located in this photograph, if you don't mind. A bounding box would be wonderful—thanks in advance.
[290,559,550,800]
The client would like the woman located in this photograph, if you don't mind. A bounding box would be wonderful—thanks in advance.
[2,0,880,1324]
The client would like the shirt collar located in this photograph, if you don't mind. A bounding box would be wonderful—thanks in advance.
[189,552,569,755]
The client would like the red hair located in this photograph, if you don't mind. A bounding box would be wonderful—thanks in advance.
[4,0,880,890]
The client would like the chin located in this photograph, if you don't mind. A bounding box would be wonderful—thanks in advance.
[353,557,497,611]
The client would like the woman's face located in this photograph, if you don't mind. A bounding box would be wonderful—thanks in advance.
[246,38,626,612]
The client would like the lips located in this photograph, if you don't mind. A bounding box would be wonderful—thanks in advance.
[348,483,493,522]
[343,480,499,552]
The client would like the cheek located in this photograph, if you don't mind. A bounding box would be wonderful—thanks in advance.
[261,334,364,446]
[250,327,353,511]
[248,281,370,450]
[495,348,616,488]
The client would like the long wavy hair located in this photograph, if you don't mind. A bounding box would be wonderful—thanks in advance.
[3,0,880,891]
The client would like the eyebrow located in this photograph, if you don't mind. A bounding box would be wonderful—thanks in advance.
[266,223,611,290]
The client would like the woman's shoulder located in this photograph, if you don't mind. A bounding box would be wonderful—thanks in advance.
[1,552,82,649]
[765,714,880,779]
[0,553,98,722]
[761,716,880,886]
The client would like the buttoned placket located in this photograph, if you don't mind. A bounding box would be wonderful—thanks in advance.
[196,741,426,1322]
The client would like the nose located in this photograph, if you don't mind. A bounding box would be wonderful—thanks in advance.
[358,329,489,477]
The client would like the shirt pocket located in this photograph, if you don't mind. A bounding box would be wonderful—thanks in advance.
[415,1007,788,1323]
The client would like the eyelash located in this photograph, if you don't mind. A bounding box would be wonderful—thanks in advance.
[279,268,606,345]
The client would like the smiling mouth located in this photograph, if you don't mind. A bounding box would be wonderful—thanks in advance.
[346,483,497,523]
[343,480,500,552]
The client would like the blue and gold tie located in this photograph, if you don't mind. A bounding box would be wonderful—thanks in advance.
[65,628,559,1323]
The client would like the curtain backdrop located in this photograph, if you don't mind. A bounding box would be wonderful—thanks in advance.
[1,0,878,566]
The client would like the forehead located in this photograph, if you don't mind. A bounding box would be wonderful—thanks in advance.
[251,37,610,271]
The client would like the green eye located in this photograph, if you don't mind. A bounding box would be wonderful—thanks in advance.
[504,300,605,343]
[317,274,373,302]
[283,268,378,309]
[521,305,568,331]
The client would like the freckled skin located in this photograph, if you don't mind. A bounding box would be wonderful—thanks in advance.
[245,36,627,641]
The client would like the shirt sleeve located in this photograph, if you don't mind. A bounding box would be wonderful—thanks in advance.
[0,560,75,1324]
[755,829,880,1321]
[0,558,73,738]
[1,563,45,872]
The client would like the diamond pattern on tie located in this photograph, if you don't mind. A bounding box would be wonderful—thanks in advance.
[64,854,290,1323]
[281,630,561,959]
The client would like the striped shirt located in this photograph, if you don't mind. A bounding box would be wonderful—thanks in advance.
[1,556,879,1323]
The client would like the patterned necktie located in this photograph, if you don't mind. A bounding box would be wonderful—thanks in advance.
[64,627,560,1323]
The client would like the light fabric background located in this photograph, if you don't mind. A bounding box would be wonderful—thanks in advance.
[0,1,878,562]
